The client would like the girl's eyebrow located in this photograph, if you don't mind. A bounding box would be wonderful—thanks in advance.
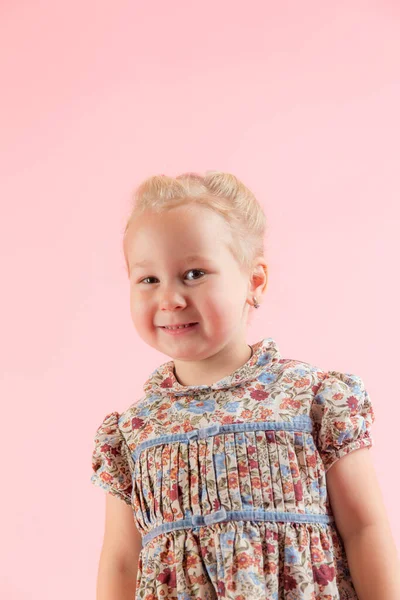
[132,255,214,268]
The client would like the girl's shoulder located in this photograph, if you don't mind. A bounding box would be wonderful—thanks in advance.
[272,355,327,388]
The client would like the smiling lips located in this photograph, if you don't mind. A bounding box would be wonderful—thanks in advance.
[159,322,199,334]
[160,322,198,328]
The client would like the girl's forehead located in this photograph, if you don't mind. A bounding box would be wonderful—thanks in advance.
[127,206,233,255]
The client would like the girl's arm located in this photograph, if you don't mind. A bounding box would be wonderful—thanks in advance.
[96,493,142,600]
[327,447,400,599]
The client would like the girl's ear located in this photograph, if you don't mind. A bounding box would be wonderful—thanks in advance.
[248,259,268,303]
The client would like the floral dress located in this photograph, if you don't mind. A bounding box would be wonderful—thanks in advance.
[91,337,375,600]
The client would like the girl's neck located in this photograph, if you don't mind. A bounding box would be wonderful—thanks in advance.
[172,341,253,387]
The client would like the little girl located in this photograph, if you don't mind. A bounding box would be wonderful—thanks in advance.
[91,171,399,600]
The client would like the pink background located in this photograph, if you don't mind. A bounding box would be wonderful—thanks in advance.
[1,1,399,597]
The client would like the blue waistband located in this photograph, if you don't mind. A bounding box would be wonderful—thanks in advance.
[141,507,335,546]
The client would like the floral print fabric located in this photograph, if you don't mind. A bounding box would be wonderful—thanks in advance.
[91,338,375,599]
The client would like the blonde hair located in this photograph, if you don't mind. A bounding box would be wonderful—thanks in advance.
[122,170,267,278]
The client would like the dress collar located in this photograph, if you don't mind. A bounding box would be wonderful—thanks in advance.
[143,337,281,397]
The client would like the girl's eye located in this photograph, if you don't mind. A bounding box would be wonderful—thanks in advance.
[185,269,205,281]
[140,269,205,284]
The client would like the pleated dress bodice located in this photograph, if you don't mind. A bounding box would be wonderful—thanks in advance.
[91,338,375,599]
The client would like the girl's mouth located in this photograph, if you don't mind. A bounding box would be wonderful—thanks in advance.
[160,323,199,335]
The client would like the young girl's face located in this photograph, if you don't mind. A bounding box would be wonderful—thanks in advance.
[125,203,255,360]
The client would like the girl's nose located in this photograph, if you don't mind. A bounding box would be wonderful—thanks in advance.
[159,290,187,311]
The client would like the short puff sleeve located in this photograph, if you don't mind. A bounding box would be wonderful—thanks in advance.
[312,371,376,473]
[91,411,134,506]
